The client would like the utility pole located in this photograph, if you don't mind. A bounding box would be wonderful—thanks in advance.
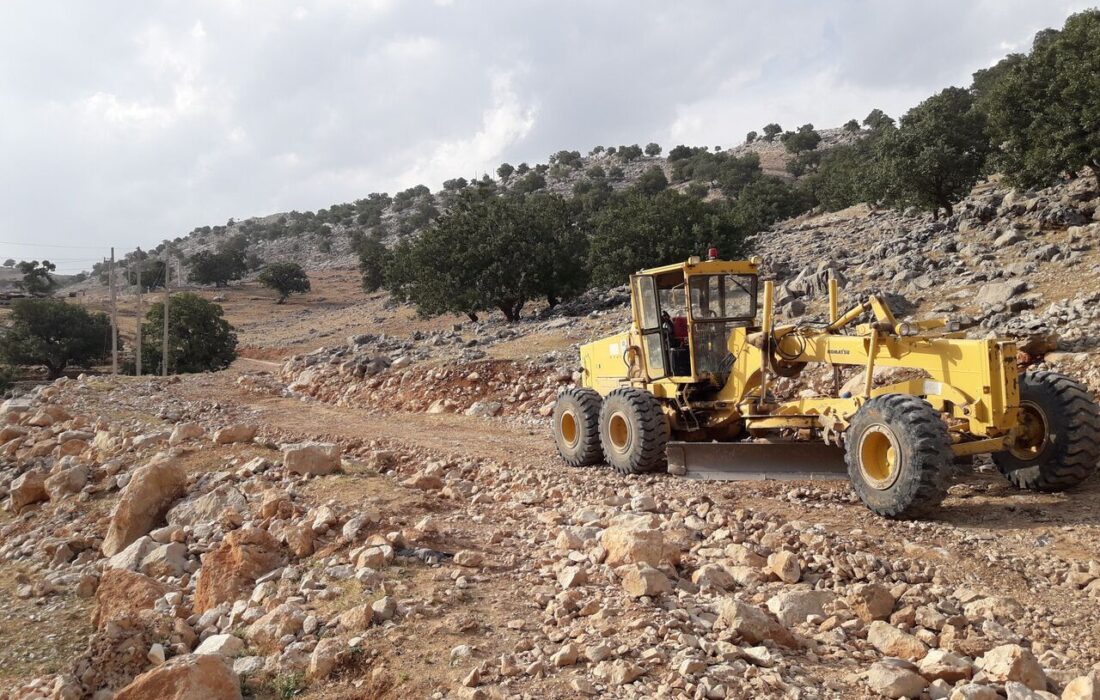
[109,247,118,375]
[162,250,170,376]
[135,248,143,376]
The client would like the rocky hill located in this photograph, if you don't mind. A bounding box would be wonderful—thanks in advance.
[130,128,860,276]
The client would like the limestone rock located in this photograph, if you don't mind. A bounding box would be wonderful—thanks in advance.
[919,649,974,683]
[620,563,671,597]
[282,441,342,475]
[213,424,258,445]
[1063,674,1100,700]
[691,563,735,591]
[246,602,305,650]
[167,484,247,527]
[867,620,928,661]
[44,464,87,500]
[9,469,48,512]
[717,598,798,648]
[768,550,801,583]
[950,683,1002,700]
[169,422,205,445]
[866,658,927,699]
[194,633,245,657]
[194,527,284,613]
[114,653,241,700]
[602,520,667,567]
[976,644,1046,691]
[336,604,374,632]
[92,570,168,629]
[102,457,188,557]
[849,583,896,622]
[767,590,836,627]
[309,636,345,680]
[140,542,189,578]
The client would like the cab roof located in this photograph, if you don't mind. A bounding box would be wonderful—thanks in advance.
[638,257,760,277]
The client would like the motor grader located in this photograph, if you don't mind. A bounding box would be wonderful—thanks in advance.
[552,252,1100,518]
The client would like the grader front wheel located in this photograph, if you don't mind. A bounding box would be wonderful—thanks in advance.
[552,388,604,467]
[845,395,951,519]
[598,388,670,475]
[993,371,1100,491]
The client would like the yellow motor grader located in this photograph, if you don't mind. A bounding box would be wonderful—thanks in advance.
[552,253,1100,518]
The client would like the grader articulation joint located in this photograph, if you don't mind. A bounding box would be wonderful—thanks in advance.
[552,255,1100,518]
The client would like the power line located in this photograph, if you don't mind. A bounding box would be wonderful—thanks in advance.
[0,240,106,250]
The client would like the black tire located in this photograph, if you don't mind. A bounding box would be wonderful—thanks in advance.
[553,388,604,467]
[993,371,1100,491]
[598,387,670,475]
[845,394,951,519]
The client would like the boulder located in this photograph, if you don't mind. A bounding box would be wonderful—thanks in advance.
[194,527,284,613]
[975,280,1027,307]
[1005,681,1053,699]
[9,469,48,512]
[45,465,88,500]
[691,563,736,591]
[464,401,502,417]
[602,520,667,567]
[140,542,189,578]
[335,604,373,632]
[950,683,1003,700]
[620,564,671,597]
[867,620,928,660]
[919,649,974,682]
[766,590,836,626]
[866,658,927,699]
[194,633,245,657]
[976,644,1046,691]
[102,457,188,557]
[849,583,895,622]
[767,550,801,583]
[114,653,241,700]
[169,422,205,445]
[717,598,798,648]
[167,484,247,527]
[212,424,258,445]
[282,442,342,475]
[308,637,346,680]
[92,569,168,629]
[246,602,305,650]
[106,536,157,572]
[1063,674,1100,700]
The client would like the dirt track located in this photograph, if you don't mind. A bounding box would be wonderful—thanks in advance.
[168,364,1100,697]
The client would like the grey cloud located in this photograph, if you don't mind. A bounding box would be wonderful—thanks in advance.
[0,0,1091,268]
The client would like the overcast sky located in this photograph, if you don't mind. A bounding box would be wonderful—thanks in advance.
[0,0,1092,271]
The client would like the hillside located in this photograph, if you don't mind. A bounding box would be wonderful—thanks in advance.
[67,127,857,282]
[3,172,1100,699]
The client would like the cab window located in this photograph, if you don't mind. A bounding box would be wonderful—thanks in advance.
[689,274,757,320]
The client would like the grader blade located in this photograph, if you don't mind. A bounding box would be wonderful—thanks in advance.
[666,441,849,481]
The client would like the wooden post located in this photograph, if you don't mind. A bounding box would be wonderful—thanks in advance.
[109,247,118,375]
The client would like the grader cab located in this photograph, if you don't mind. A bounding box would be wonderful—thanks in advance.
[553,253,1100,518]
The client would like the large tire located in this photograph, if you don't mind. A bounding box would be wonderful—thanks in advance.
[552,388,604,467]
[598,387,670,475]
[845,394,951,519]
[993,371,1100,491]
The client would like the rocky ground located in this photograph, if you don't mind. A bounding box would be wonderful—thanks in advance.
[3,174,1100,699]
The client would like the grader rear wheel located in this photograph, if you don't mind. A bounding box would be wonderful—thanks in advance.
[552,388,604,467]
[598,388,670,475]
[994,371,1100,491]
[845,394,951,519]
